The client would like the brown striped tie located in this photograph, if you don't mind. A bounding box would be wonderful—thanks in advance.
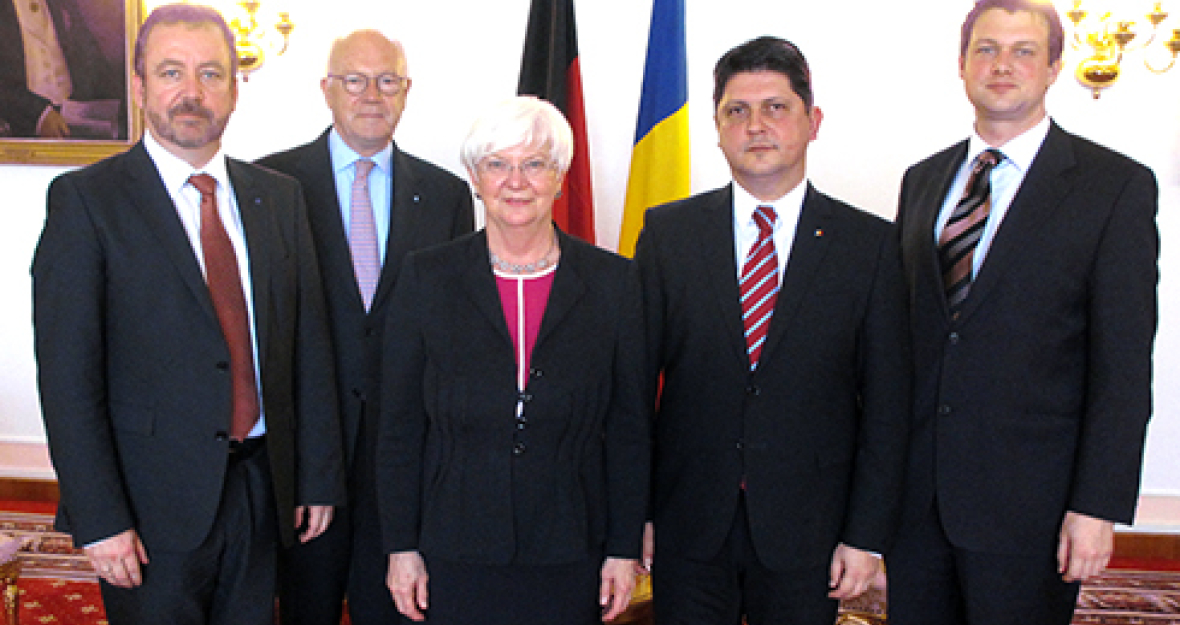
[938,149,1003,317]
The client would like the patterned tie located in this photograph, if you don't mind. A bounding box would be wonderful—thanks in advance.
[938,149,1004,317]
[349,159,380,310]
[740,205,780,370]
[189,174,260,441]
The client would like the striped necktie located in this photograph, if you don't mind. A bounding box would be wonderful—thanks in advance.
[189,173,259,441]
[740,204,779,370]
[939,149,1004,317]
[349,159,379,310]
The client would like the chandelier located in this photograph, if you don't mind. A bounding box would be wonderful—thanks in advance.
[1065,1,1180,98]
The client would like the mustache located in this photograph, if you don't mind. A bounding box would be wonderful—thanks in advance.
[168,99,214,121]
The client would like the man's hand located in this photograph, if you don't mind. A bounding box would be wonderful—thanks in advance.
[85,528,149,588]
[295,505,334,542]
[600,557,638,622]
[828,543,879,600]
[1058,511,1114,582]
[387,550,429,621]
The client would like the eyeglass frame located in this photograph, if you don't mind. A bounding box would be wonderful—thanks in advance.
[326,72,409,96]
[475,156,558,181]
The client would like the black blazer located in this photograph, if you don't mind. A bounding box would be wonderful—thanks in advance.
[257,129,475,469]
[896,121,1158,555]
[33,142,345,550]
[635,184,911,572]
[375,230,650,565]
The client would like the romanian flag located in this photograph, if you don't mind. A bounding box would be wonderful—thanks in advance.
[517,0,596,244]
[618,0,690,258]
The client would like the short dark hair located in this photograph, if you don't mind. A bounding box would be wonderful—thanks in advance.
[960,0,1064,64]
[713,36,813,111]
[134,4,237,78]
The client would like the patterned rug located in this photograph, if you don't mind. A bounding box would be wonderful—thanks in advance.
[4,510,1180,624]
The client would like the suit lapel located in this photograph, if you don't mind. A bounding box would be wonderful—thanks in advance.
[123,144,218,323]
[956,123,1076,323]
[698,186,750,370]
[297,131,369,315]
[759,185,833,363]
[228,158,272,365]
[379,146,422,311]
[462,232,514,346]
[533,230,586,352]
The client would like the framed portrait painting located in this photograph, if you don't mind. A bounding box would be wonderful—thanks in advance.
[0,0,143,165]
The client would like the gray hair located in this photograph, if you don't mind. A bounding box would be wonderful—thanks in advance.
[460,96,573,174]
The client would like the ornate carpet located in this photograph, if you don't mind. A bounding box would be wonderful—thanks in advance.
[4,510,1180,624]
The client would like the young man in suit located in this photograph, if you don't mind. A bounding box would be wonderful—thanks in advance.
[256,29,474,625]
[634,36,911,625]
[888,1,1159,623]
[31,5,344,624]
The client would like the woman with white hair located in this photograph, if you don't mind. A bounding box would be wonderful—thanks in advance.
[375,96,649,625]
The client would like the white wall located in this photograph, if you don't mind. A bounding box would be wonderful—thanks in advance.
[2,1,1177,503]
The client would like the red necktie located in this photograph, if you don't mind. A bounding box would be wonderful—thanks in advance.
[740,205,779,370]
[938,149,1004,317]
[190,174,260,441]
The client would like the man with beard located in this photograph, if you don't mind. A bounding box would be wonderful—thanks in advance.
[31,4,344,624]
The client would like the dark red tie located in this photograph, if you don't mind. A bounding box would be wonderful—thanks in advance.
[938,149,1004,317]
[190,174,260,441]
[740,205,779,370]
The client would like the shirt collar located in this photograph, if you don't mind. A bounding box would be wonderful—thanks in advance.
[967,115,1050,175]
[732,179,808,231]
[328,127,394,175]
[143,131,232,196]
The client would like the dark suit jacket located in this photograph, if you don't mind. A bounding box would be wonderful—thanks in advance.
[33,142,345,551]
[257,129,474,471]
[0,0,124,137]
[896,121,1158,555]
[635,183,911,572]
[376,230,650,565]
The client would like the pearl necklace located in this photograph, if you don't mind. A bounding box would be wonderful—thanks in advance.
[489,236,558,274]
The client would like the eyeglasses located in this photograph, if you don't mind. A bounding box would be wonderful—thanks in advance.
[476,157,555,181]
[327,72,408,96]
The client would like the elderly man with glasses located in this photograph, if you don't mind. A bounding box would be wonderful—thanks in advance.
[257,29,474,625]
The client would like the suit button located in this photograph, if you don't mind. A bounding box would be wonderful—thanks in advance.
[364,327,376,338]
[948,332,960,344]
[513,442,527,456]
[746,385,761,396]
[736,439,745,450]
[216,361,229,370]
[214,430,229,441]
[938,404,952,416]
[518,392,533,403]
[351,388,365,399]
[530,368,544,379]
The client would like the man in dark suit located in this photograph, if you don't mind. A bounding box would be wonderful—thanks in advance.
[634,36,911,625]
[32,5,344,624]
[887,1,1159,624]
[257,29,474,625]
[0,0,124,137]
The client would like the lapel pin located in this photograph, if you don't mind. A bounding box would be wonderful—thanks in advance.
[814,229,824,237]
[413,194,421,203]
[254,197,262,206]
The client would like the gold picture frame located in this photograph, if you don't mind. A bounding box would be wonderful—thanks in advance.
[0,0,143,165]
